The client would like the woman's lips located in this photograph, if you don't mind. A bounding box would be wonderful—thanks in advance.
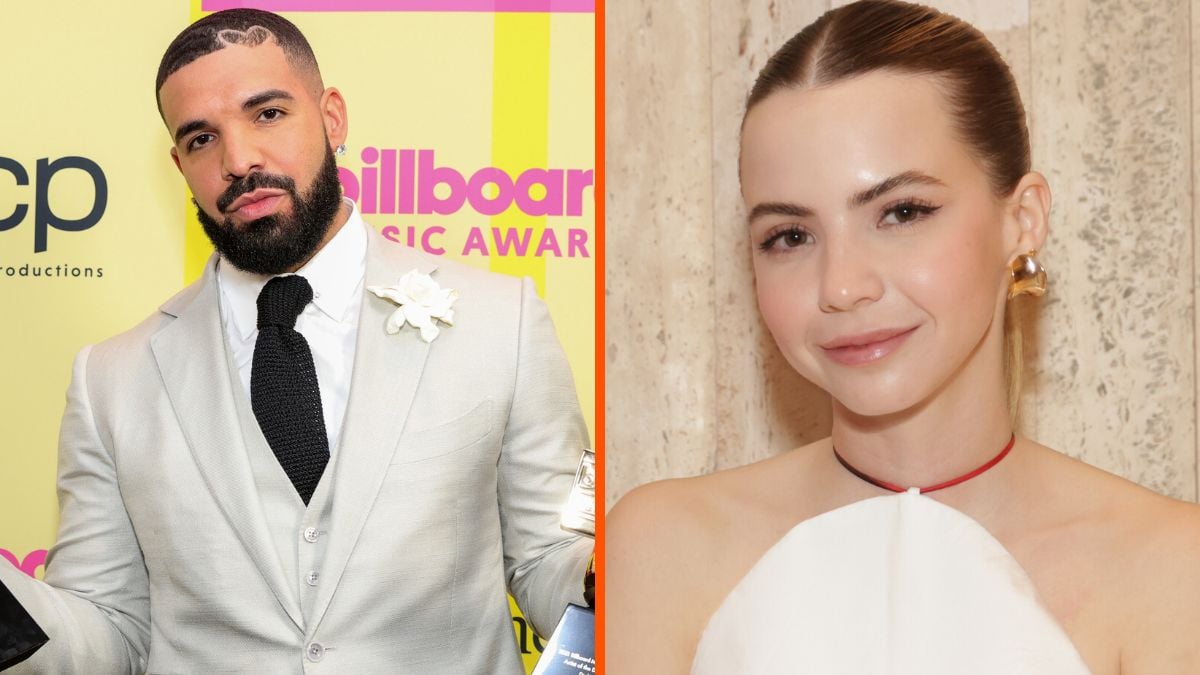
[820,326,918,366]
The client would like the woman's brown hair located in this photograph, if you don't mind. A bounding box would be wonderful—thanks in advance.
[745,0,1034,415]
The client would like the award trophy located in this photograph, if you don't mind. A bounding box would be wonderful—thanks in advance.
[532,450,596,675]
[559,449,595,537]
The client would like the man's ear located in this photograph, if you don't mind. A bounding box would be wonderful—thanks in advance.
[1004,171,1051,258]
[320,87,348,151]
[170,146,182,173]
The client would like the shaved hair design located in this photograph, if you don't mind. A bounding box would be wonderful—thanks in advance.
[155,9,322,114]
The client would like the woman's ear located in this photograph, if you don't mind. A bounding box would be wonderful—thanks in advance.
[1005,171,1051,257]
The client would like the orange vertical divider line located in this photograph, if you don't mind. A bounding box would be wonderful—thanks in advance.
[593,0,606,671]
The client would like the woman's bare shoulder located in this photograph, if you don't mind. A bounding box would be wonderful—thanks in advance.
[1023,443,1200,671]
[606,473,726,576]
[1026,443,1200,562]
[608,445,821,554]
[1107,482,1200,671]
[605,446,823,673]
[607,451,803,587]
[1019,441,1195,524]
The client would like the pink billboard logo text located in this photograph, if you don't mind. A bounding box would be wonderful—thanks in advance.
[380,224,589,258]
[339,149,593,219]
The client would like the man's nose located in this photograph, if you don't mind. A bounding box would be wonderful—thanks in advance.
[221,128,265,181]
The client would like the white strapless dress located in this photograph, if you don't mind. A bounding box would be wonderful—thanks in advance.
[691,489,1092,674]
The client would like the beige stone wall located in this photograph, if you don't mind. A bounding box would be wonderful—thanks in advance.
[605,0,1200,505]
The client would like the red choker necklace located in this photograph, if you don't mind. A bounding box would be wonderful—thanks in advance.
[832,434,1016,494]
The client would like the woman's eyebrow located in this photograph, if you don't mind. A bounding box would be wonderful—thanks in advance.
[849,170,945,208]
[747,201,813,225]
[747,171,945,226]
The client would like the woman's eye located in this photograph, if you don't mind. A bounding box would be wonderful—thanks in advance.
[759,227,812,252]
[893,204,919,222]
[881,201,939,226]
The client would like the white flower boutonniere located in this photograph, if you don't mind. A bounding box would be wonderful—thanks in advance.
[367,269,459,343]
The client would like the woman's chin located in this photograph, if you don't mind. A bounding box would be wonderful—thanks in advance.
[829,387,928,421]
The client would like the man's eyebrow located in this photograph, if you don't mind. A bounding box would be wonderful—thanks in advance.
[172,90,296,145]
[242,89,294,110]
[173,119,209,145]
[849,170,945,208]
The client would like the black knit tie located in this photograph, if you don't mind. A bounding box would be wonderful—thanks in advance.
[251,275,329,505]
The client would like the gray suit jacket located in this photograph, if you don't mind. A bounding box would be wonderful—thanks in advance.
[0,228,591,673]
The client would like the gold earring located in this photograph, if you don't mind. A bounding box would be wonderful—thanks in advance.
[1008,251,1047,299]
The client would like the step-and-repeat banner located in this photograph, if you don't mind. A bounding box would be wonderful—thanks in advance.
[0,1,594,670]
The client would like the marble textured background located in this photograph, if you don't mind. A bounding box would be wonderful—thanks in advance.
[605,0,1200,505]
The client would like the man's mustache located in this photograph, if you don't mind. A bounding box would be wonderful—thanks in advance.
[216,172,297,213]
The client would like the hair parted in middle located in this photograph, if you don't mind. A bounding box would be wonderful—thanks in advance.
[745,0,1030,199]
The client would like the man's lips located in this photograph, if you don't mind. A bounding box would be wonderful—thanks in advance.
[820,326,918,366]
[224,189,287,219]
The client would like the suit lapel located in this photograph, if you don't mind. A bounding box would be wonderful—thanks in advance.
[150,257,304,630]
[310,230,436,623]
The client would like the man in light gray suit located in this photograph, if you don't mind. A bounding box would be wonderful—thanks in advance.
[0,9,592,673]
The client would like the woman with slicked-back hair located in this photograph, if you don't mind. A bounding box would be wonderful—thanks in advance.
[608,2,1200,673]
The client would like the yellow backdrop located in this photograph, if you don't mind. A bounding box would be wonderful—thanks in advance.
[0,2,594,671]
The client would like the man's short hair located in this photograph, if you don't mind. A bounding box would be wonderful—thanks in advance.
[155,9,322,114]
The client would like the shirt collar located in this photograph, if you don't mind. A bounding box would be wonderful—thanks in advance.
[219,197,368,340]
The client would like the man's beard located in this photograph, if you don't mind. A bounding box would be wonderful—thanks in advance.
[195,145,342,275]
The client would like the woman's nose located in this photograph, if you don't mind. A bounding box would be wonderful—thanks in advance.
[817,240,885,313]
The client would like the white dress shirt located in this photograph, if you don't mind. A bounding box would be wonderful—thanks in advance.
[217,198,367,453]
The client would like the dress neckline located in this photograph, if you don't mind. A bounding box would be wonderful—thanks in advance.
[691,491,1092,674]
